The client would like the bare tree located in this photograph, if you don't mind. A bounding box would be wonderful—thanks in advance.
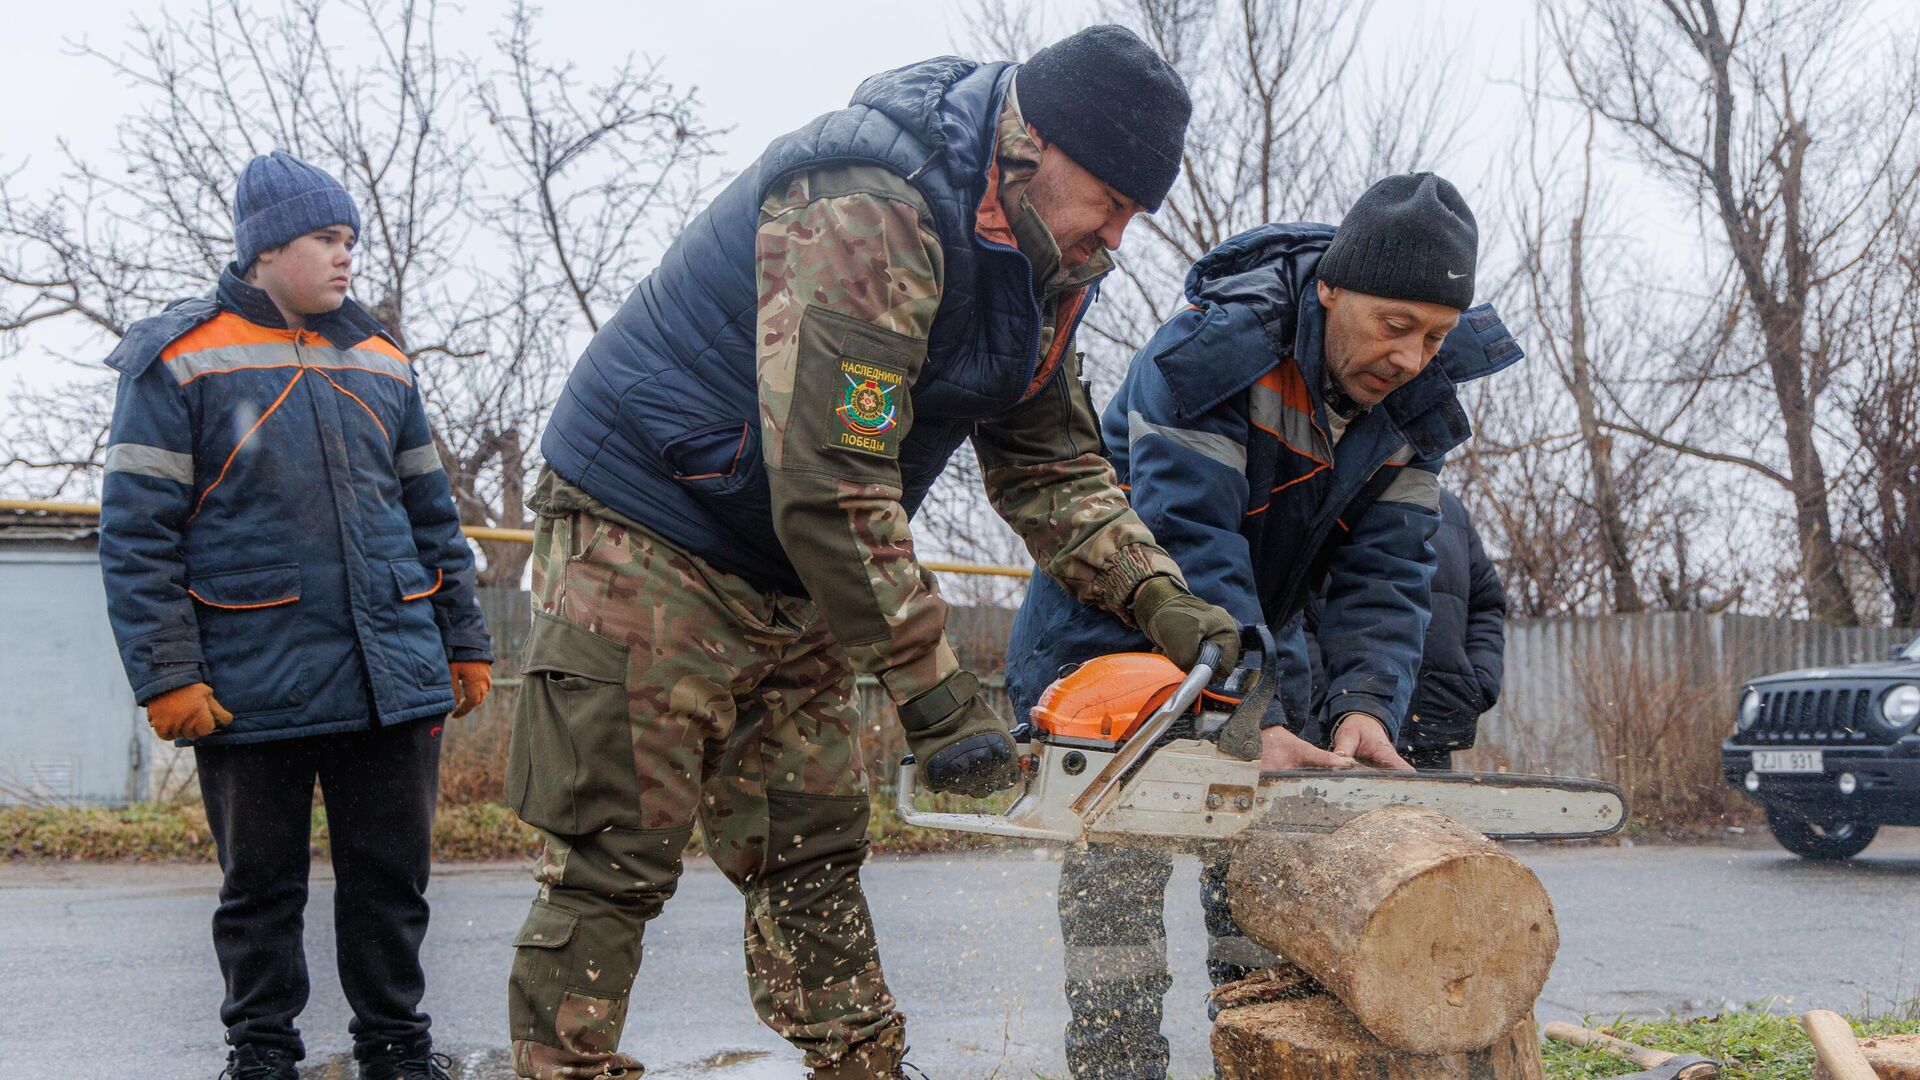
[1835,201,1920,624]
[0,0,719,585]
[1550,0,1920,625]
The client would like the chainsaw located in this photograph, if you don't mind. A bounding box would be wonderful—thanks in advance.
[896,628,1626,851]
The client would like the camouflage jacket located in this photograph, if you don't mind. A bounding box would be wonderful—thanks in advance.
[756,83,1179,705]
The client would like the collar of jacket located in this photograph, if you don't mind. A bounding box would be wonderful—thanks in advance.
[215,266,397,352]
[1154,221,1525,458]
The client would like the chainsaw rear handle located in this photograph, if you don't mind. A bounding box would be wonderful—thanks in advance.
[893,641,1223,836]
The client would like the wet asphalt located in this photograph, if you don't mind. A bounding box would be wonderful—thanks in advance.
[4,830,1918,1078]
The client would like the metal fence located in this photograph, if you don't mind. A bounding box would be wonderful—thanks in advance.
[1475,612,1918,776]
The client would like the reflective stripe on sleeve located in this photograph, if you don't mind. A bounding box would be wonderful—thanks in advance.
[1127,411,1248,476]
[1379,465,1441,510]
[103,443,195,485]
[394,443,443,479]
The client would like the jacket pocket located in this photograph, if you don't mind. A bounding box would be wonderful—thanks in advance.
[390,560,451,689]
[187,563,309,715]
[663,420,760,495]
[508,612,636,835]
[659,420,777,550]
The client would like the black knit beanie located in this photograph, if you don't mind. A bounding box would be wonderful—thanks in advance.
[1319,173,1480,309]
[1016,25,1192,212]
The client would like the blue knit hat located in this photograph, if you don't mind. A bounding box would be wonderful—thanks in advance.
[232,151,361,271]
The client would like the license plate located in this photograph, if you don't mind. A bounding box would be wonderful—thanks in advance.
[1753,750,1824,773]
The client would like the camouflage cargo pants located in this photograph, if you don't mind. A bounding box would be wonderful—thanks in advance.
[1056,846,1278,1080]
[505,487,904,1079]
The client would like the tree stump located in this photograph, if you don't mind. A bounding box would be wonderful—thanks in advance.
[1816,1034,1920,1080]
[1212,993,1545,1080]
[1225,804,1559,1054]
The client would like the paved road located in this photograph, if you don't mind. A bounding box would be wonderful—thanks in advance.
[5,831,1918,1078]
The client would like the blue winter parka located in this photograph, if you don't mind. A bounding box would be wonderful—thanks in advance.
[98,269,492,744]
[1006,224,1522,739]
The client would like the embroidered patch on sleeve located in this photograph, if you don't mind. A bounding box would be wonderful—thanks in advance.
[832,358,905,458]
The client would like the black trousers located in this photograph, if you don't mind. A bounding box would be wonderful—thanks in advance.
[195,718,442,1061]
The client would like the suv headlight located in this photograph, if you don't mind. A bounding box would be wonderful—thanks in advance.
[1880,684,1920,730]
[1738,689,1762,731]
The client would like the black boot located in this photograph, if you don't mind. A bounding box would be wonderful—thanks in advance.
[358,1038,453,1080]
[219,1045,299,1080]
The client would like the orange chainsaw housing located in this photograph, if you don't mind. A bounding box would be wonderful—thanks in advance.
[1029,653,1189,743]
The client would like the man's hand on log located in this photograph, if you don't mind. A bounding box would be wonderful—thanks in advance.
[1260,725,1355,770]
[1330,713,1414,771]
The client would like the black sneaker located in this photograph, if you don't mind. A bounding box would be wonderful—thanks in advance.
[219,1045,298,1080]
[358,1038,453,1080]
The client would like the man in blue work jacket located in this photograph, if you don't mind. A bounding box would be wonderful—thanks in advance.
[97,152,492,1080]
[1005,173,1524,1079]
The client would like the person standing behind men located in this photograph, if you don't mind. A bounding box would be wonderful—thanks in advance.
[1004,174,1524,1079]
[507,25,1237,1080]
[1306,484,1507,769]
[98,152,493,1080]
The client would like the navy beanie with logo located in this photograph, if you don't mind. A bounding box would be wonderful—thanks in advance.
[232,151,361,272]
[1015,24,1192,212]
[1319,173,1479,310]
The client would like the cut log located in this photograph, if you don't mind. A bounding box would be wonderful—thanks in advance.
[1815,1033,1920,1080]
[1225,804,1559,1054]
[1212,993,1545,1080]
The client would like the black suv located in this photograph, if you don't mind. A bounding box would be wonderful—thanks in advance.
[1721,637,1920,860]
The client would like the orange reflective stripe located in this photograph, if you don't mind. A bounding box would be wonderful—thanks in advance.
[317,369,390,440]
[161,312,294,360]
[190,367,306,520]
[1272,464,1330,493]
[401,569,444,602]
[187,588,298,611]
[1254,364,1315,414]
[1244,502,1270,517]
[351,335,409,363]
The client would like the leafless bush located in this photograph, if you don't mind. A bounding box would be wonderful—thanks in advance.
[1568,629,1750,831]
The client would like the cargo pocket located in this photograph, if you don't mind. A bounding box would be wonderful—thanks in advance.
[512,899,579,950]
[508,612,638,835]
[187,563,309,716]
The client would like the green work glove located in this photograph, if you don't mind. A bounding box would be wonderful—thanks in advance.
[1131,574,1241,672]
[899,671,1021,798]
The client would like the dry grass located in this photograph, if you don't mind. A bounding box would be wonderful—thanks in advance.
[1566,630,1755,834]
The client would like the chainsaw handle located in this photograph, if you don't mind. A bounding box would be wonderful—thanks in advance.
[1165,641,1222,719]
[893,758,1074,841]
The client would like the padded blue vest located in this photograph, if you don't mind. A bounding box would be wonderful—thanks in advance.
[542,57,1080,593]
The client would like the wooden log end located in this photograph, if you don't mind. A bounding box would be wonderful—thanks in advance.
[1211,995,1545,1080]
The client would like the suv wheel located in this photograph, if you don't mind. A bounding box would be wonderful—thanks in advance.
[1764,807,1879,861]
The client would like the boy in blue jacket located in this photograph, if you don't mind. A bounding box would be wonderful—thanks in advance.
[98,152,492,1080]
[1005,174,1523,1079]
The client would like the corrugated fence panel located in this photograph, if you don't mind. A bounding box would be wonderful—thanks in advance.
[1471,613,1915,777]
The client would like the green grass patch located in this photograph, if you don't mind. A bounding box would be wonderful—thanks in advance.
[1543,1008,1920,1078]
[1,786,1023,863]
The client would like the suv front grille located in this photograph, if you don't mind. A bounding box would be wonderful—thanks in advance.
[1745,686,1893,745]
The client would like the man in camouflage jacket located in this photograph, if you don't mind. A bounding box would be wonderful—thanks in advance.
[508,26,1237,1080]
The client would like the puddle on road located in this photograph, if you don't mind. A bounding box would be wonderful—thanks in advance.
[309,1047,780,1079]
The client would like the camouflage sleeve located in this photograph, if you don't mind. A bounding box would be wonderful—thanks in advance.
[757,165,960,705]
[973,351,1184,623]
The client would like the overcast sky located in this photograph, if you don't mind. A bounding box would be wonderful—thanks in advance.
[0,0,1545,381]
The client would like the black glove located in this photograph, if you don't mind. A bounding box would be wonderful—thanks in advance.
[1130,574,1241,671]
[899,671,1021,797]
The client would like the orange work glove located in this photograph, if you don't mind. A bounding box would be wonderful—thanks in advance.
[145,683,234,740]
[449,661,493,718]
